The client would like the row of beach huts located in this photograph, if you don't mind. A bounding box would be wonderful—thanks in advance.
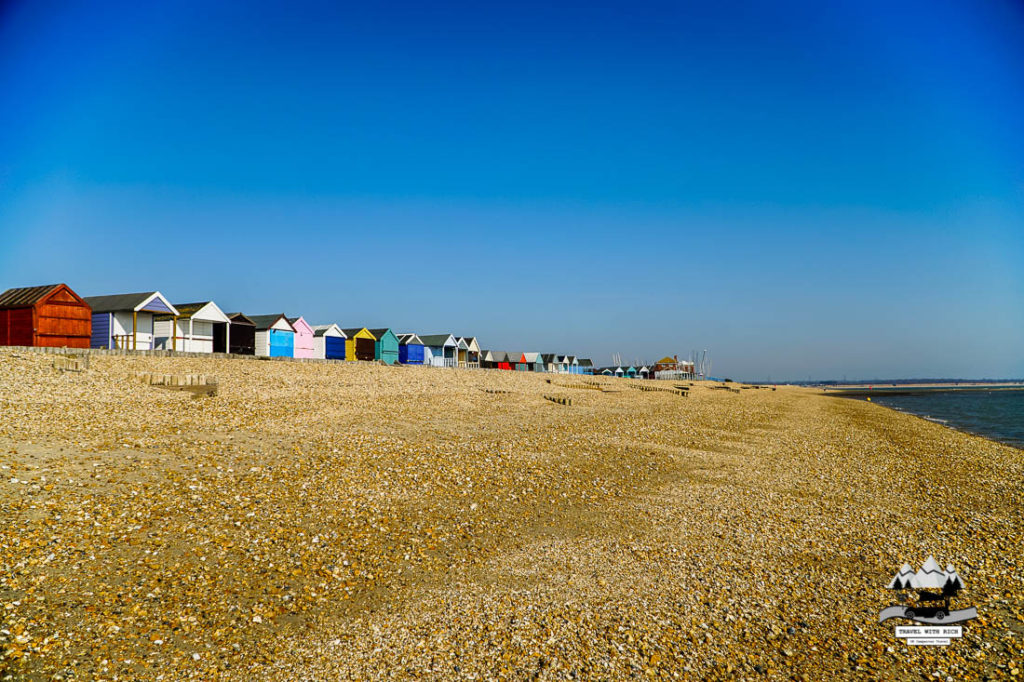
[0,283,681,375]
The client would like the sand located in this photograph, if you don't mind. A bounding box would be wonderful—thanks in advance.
[0,349,1021,680]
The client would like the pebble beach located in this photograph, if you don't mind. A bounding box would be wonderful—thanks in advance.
[1,349,1022,680]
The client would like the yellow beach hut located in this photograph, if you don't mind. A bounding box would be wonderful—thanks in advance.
[341,327,376,362]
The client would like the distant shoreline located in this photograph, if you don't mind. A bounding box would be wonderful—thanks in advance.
[819,383,1024,397]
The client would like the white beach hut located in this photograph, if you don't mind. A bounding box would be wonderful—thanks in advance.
[154,301,232,353]
[84,291,179,351]
[312,324,347,360]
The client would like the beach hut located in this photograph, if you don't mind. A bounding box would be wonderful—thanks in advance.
[638,366,650,379]
[420,334,458,367]
[312,324,347,360]
[578,358,594,375]
[481,350,511,370]
[523,352,545,372]
[225,313,256,355]
[84,291,178,350]
[625,366,637,378]
[545,355,570,373]
[154,301,231,353]
[251,314,295,358]
[0,283,92,348]
[342,328,377,361]
[599,367,614,376]
[480,350,514,370]
[489,351,506,370]
[366,328,399,365]
[398,333,425,365]
[287,317,315,359]
[456,336,481,368]
[566,355,580,375]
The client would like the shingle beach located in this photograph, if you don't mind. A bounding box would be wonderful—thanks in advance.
[1,349,1021,680]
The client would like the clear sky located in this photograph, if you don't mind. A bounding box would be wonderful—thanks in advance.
[1,0,1022,380]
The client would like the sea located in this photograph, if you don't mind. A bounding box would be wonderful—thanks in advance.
[864,390,1024,449]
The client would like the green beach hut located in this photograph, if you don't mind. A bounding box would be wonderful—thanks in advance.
[368,328,400,365]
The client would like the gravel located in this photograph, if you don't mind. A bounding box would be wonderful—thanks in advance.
[0,349,1021,680]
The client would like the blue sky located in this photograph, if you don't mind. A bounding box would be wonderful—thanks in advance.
[1,0,1022,379]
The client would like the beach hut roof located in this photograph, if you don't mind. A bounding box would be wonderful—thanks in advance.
[523,352,542,362]
[226,313,256,326]
[287,316,314,333]
[84,291,177,315]
[0,284,73,309]
[398,333,423,345]
[156,301,230,323]
[578,358,594,367]
[166,302,212,317]
[311,324,346,338]
[366,327,395,340]
[456,336,481,352]
[249,314,295,332]
[419,333,457,347]
[341,327,369,337]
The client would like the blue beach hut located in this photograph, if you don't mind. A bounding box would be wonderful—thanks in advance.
[83,291,178,351]
[312,324,347,360]
[251,314,295,358]
[398,333,425,365]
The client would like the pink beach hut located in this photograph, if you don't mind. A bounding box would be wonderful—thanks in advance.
[287,316,315,359]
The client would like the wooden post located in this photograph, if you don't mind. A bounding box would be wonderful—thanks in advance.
[132,311,137,350]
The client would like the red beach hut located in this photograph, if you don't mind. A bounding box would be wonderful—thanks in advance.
[0,283,92,348]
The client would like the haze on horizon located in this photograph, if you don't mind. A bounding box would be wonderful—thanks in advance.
[1,0,1022,381]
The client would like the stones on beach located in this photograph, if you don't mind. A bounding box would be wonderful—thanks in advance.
[0,348,1021,680]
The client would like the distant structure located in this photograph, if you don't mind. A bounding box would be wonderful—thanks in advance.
[653,355,696,380]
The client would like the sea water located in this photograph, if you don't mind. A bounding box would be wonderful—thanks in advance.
[867,390,1024,449]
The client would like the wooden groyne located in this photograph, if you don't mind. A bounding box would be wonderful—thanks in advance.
[546,379,603,391]
[628,383,688,397]
[133,372,218,397]
[52,355,89,372]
